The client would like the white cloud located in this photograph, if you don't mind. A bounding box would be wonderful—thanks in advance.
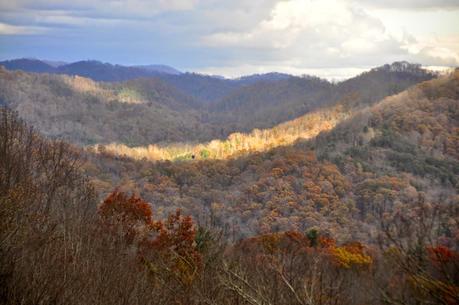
[1,0,199,14]
[202,1,398,64]
[200,0,459,70]
[354,0,459,10]
[203,0,358,49]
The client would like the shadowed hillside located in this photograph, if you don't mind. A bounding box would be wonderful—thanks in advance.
[0,62,436,148]
[208,62,435,133]
[0,68,214,145]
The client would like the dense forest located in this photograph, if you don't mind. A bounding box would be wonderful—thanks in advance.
[0,64,458,305]
[85,71,459,240]
[0,62,434,146]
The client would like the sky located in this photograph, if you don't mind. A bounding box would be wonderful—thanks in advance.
[0,0,458,79]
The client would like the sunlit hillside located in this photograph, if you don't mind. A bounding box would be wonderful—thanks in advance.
[93,104,350,161]
[85,70,458,238]
[90,65,444,162]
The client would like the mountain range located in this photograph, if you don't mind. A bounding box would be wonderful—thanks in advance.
[1,57,457,305]
[0,60,436,146]
[0,58,181,81]
[85,67,458,239]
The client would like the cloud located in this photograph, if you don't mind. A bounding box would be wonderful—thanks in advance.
[201,1,404,65]
[404,36,459,66]
[1,0,199,15]
[0,0,458,76]
[354,0,459,10]
[199,0,459,71]
[0,22,45,35]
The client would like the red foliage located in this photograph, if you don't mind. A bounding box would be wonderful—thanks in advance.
[427,245,458,265]
[98,190,153,244]
[149,210,201,267]
[99,190,202,285]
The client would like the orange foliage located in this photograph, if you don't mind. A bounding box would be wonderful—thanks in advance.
[99,190,202,285]
[98,190,153,244]
[318,236,336,248]
[146,210,202,285]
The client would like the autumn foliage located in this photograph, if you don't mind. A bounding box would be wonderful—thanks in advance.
[98,190,153,244]
[1,69,458,305]
[98,191,202,288]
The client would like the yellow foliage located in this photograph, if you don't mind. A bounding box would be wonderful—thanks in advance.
[331,245,372,269]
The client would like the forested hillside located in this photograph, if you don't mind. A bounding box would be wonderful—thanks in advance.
[0,67,213,145]
[2,0,458,301]
[86,70,459,241]
[207,63,434,132]
[1,69,457,305]
[0,62,435,147]
[94,103,348,161]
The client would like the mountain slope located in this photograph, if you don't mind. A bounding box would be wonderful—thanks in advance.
[0,67,213,145]
[93,103,348,161]
[208,62,435,133]
[95,64,438,161]
[313,68,459,185]
[235,72,292,85]
[210,76,333,131]
[3,101,456,305]
[56,60,162,81]
[0,61,438,149]
[334,61,436,108]
[86,70,458,241]
[158,73,241,104]
[0,59,289,104]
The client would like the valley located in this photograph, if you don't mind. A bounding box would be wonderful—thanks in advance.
[0,60,458,305]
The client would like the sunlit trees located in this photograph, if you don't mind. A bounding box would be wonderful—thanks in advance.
[94,105,348,161]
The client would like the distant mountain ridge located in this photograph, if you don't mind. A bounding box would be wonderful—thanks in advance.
[0,58,182,81]
[133,64,182,75]
[235,72,292,84]
[42,59,68,67]
[0,59,294,102]
[0,58,56,73]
